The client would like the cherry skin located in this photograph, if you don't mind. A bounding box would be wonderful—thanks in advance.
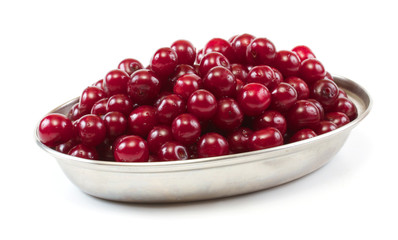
[114,135,149,162]
[307,99,325,120]
[310,79,339,106]
[195,48,204,64]
[231,63,248,82]
[312,121,338,135]
[203,38,235,62]
[187,89,218,121]
[325,112,350,128]
[299,58,326,85]
[68,144,99,160]
[227,127,253,153]
[197,133,229,158]
[236,79,244,93]
[171,39,196,66]
[68,103,89,121]
[96,139,115,161]
[38,113,74,147]
[150,47,178,80]
[76,114,107,147]
[292,45,316,62]
[56,139,78,154]
[249,127,284,151]
[79,86,106,112]
[155,94,186,125]
[289,129,317,143]
[198,52,230,77]
[93,79,104,91]
[203,66,236,99]
[168,64,197,89]
[107,94,133,116]
[270,67,284,91]
[246,37,277,66]
[237,83,271,116]
[253,110,287,135]
[103,69,130,96]
[127,69,161,105]
[173,74,202,100]
[285,76,310,100]
[128,105,157,138]
[171,113,201,145]
[157,141,189,161]
[325,72,334,81]
[329,97,358,120]
[103,111,128,140]
[91,98,108,116]
[213,98,244,132]
[337,89,348,99]
[118,58,143,76]
[230,33,255,64]
[246,65,276,90]
[270,82,298,113]
[287,100,321,131]
[274,50,301,77]
[147,125,174,154]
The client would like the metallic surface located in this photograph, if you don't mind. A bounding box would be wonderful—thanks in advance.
[35,76,372,203]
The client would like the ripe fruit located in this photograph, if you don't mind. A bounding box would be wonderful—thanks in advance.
[38,113,74,147]
[203,66,236,99]
[114,135,149,162]
[249,127,283,151]
[76,114,107,147]
[237,83,271,116]
[171,113,201,145]
[197,133,229,158]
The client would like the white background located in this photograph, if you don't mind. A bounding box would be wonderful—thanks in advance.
[1,0,397,239]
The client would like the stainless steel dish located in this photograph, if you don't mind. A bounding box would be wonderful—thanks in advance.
[35,75,372,203]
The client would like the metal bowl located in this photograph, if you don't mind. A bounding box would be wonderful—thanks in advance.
[35,75,372,203]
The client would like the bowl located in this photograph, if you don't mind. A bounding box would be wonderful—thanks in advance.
[35,75,372,203]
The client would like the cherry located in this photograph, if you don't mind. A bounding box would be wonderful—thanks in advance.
[157,141,188,161]
[253,110,287,135]
[230,33,255,64]
[289,129,317,143]
[68,144,99,160]
[127,69,161,105]
[270,67,284,91]
[76,114,107,147]
[171,113,201,145]
[312,121,337,135]
[107,94,133,116]
[103,111,128,140]
[249,127,283,151]
[228,35,238,43]
[198,52,230,77]
[270,82,298,113]
[68,103,88,121]
[274,50,301,77]
[299,58,326,85]
[171,40,196,66]
[150,47,178,80]
[236,79,244,93]
[173,74,202,100]
[103,69,130,95]
[287,100,321,130]
[285,76,310,100]
[38,113,74,147]
[203,38,235,62]
[227,127,253,153]
[310,79,339,106]
[114,135,149,162]
[155,94,186,124]
[118,58,143,76]
[147,125,174,154]
[93,79,104,91]
[195,48,204,64]
[91,98,108,116]
[56,139,78,154]
[291,45,316,62]
[231,63,248,82]
[325,112,350,128]
[307,99,325,120]
[128,105,157,138]
[246,37,277,66]
[168,64,197,89]
[237,83,271,116]
[96,139,115,161]
[197,133,229,158]
[337,89,348,99]
[325,72,334,81]
[213,98,244,132]
[329,97,358,120]
[203,66,236,99]
[187,89,218,121]
[246,65,276,90]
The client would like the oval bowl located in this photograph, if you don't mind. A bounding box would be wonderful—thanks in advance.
[35,75,372,203]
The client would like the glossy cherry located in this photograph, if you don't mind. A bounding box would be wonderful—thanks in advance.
[270,82,298,113]
[103,69,130,95]
[249,127,283,151]
[253,110,287,135]
[213,98,244,132]
[292,45,316,62]
[173,74,202,100]
[307,99,325,120]
[91,98,109,116]
[231,63,248,82]
[171,39,196,66]
[113,135,149,162]
[155,94,186,124]
[128,105,157,138]
[285,76,310,100]
[96,139,115,161]
[198,52,230,77]
[203,38,235,62]
[203,66,236,99]
[289,129,317,143]
[195,48,204,64]
[270,67,284,91]
[299,58,326,85]
[227,127,253,153]
[68,144,99,160]
[274,50,301,77]
[68,103,88,121]
[287,100,321,130]
[147,125,174,154]
[107,94,133,116]
[312,121,338,135]
[127,69,161,105]
[168,64,197,89]
[246,37,277,66]
[230,33,255,64]
[329,97,358,120]
[197,133,229,158]
[187,89,218,121]
[118,58,143,76]
[171,113,201,145]
[246,65,276,90]
[311,79,339,106]
[76,114,107,147]
[55,139,78,154]
[237,83,271,116]
[79,86,106,112]
[325,112,350,128]
[157,141,188,161]
[150,47,178,80]
[93,79,104,91]
[103,111,128,140]
[38,113,74,147]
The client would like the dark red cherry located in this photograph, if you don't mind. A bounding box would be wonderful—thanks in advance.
[312,121,338,135]
[197,133,229,158]
[103,111,127,140]
[246,65,276,90]
[103,69,130,95]
[236,79,244,93]
[270,67,284,91]
[289,129,317,143]
[299,58,326,85]
[195,48,204,64]
[56,139,78,154]
[270,82,298,113]
[173,74,202,100]
[157,141,188,161]
[128,105,157,138]
[230,33,255,64]
[213,98,244,132]
[203,38,235,62]
[287,100,321,130]
[307,99,325,120]
[147,125,174,154]
[198,52,230,77]
[38,113,74,147]
[325,112,350,128]
[311,79,339,106]
[285,76,310,100]
[68,103,89,121]
[246,37,277,66]
[127,69,161,105]
[155,94,186,125]
[68,144,99,160]
[150,47,178,80]
[274,50,301,77]
[249,127,283,151]
[91,98,109,116]
[329,97,358,120]
[107,94,133,116]
[227,127,253,153]
[168,64,197,89]
[171,40,196,66]
[203,66,236,99]
[171,113,201,145]
[96,139,115,161]
[76,114,107,147]
[237,83,271,116]
[292,45,316,62]
[118,58,143,76]
[337,89,348,99]
[253,110,287,135]
[114,135,149,162]
[231,63,248,82]
[187,89,218,121]
[93,79,104,91]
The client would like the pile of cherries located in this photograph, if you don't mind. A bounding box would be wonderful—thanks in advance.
[38,34,358,162]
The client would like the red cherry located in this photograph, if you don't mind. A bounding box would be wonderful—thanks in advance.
[231,63,248,82]
[96,139,115,161]
[285,76,310,100]
[227,127,253,153]
[325,112,350,128]
[103,69,130,95]
[68,144,99,160]
[203,66,236,99]
[114,135,149,162]
[292,45,316,62]
[173,74,202,100]
[147,125,174,154]
[68,103,89,121]
[80,87,106,110]
[337,89,348,99]
[310,79,339,106]
[150,47,178,80]
[127,69,161,105]
[93,79,104,91]
[203,38,235,62]
[236,79,244,93]
[329,97,358,120]
[38,113,74,147]
[168,64,197,89]
[237,83,271,116]
[253,110,287,135]
[76,114,107,147]
[246,65,276,90]
[171,40,196,66]
[195,48,204,64]
[91,98,109,116]
[299,58,326,85]
[155,94,186,125]
[270,82,298,113]
[312,121,338,135]
[118,58,143,76]
[269,67,284,91]
[287,100,321,130]
[213,98,244,132]
[107,94,133,116]
[103,111,128,140]
[171,113,201,145]
[274,50,301,77]
[307,99,325,120]
[157,141,188,161]
[187,89,218,121]
[56,139,78,154]
[230,33,255,64]
[198,52,230,77]
[289,129,317,143]
[197,133,229,158]
[246,37,277,66]
[128,105,157,138]
[249,127,283,150]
